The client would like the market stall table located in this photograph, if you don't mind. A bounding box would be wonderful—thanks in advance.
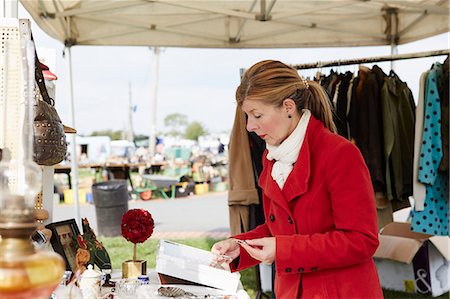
[102,269,250,299]
[54,163,151,190]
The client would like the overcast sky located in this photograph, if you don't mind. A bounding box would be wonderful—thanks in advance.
[18,4,449,137]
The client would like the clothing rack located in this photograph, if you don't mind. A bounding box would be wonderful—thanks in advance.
[292,49,449,70]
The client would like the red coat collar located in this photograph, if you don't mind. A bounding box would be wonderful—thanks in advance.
[259,116,323,209]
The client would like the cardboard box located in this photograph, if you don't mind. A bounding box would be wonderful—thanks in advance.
[155,240,241,292]
[374,222,449,297]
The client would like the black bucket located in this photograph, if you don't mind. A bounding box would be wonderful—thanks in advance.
[92,179,129,237]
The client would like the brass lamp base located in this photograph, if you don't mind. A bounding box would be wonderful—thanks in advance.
[122,260,147,278]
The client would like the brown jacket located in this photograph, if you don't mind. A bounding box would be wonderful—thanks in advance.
[227,106,259,235]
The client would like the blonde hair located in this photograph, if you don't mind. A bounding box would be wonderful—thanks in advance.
[236,60,336,133]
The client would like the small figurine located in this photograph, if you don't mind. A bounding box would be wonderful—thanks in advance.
[74,247,90,274]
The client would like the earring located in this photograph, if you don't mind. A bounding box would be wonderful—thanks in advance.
[288,115,292,119]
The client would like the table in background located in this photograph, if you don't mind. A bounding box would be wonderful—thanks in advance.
[54,163,163,190]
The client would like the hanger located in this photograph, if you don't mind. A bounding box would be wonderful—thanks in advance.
[315,64,323,82]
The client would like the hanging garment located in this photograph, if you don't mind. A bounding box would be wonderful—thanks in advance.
[380,71,415,211]
[346,76,354,138]
[335,71,353,139]
[410,71,429,211]
[228,106,260,235]
[439,57,449,172]
[321,69,338,99]
[411,63,449,236]
[348,66,386,194]
[375,191,393,229]
[248,131,266,231]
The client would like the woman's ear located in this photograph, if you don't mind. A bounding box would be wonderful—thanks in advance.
[282,98,296,114]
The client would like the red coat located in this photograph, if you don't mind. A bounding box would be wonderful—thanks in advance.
[231,116,383,299]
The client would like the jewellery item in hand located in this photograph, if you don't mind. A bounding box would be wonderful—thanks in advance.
[236,239,249,246]
[214,254,232,262]
[237,239,262,249]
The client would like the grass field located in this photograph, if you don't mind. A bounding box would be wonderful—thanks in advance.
[99,236,448,299]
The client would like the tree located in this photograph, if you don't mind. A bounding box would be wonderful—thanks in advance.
[164,113,188,137]
[184,121,207,141]
[90,130,122,140]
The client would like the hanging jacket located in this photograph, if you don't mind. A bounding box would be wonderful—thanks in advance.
[439,60,449,172]
[231,116,382,299]
[381,71,415,210]
[334,71,353,139]
[411,63,449,236]
[410,71,429,211]
[348,66,386,194]
[228,106,260,235]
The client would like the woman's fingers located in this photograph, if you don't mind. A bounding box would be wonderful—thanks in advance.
[237,238,276,265]
[245,238,267,247]
[211,238,240,263]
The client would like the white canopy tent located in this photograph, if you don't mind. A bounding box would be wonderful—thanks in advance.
[19,0,450,48]
[17,0,450,225]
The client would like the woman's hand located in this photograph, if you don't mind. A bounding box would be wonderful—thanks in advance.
[237,237,276,265]
[211,238,240,264]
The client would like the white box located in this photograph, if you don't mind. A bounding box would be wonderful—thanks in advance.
[155,240,241,292]
[374,222,449,297]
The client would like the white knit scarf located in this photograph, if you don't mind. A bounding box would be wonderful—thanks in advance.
[266,109,311,189]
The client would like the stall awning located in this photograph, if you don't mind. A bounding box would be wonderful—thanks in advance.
[20,0,449,48]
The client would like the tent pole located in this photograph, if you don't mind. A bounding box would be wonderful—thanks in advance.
[389,8,399,71]
[1,0,17,18]
[67,45,81,228]
[390,44,398,71]
[127,82,134,142]
[149,47,160,159]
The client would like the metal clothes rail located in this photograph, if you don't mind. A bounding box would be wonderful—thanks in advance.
[292,49,449,70]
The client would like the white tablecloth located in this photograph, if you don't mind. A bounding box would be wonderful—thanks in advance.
[106,270,250,299]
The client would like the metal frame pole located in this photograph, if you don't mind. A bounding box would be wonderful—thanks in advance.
[149,47,160,159]
[67,45,81,228]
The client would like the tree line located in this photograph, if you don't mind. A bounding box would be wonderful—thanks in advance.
[90,113,207,142]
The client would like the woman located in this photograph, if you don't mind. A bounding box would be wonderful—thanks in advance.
[212,60,382,298]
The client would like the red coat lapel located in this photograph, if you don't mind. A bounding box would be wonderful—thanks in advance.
[258,116,319,207]
[282,135,311,202]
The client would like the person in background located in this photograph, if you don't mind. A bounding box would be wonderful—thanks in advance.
[212,60,382,299]
[217,138,225,154]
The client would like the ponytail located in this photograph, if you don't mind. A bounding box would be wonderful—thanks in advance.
[303,80,337,133]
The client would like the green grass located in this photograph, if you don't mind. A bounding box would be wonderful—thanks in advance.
[99,237,448,299]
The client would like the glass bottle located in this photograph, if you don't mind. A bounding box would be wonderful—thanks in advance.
[0,37,65,299]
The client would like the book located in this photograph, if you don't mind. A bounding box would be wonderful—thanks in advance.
[155,240,241,292]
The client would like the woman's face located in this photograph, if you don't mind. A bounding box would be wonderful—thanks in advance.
[241,99,295,146]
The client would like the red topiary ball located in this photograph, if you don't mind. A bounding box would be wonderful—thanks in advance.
[121,208,154,244]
